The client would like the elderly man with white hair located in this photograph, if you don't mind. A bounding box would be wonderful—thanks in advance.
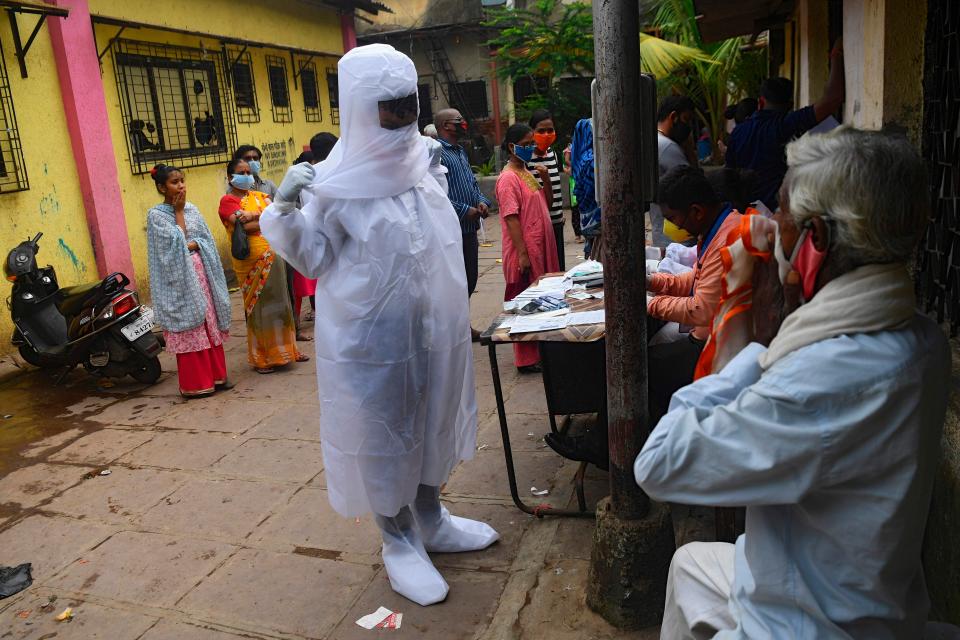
[635,127,950,639]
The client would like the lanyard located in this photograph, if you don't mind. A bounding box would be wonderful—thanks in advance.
[689,204,735,297]
[698,204,735,263]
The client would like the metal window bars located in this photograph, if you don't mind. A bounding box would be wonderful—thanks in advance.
[111,39,237,175]
[918,0,960,337]
[297,58,322,123]
[266,54,292,123]
[448,80,489,119]
[0,31,27,192]
[326,67,339,125]
[225,45,259,124]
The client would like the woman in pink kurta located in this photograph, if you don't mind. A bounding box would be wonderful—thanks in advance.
[495,124,561,372]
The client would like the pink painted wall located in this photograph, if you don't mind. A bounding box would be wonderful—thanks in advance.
[45,0,136,285]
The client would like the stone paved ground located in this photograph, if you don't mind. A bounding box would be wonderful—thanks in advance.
[0,214,658,639]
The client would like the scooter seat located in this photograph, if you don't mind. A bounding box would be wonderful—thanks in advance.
[57,281,101,316]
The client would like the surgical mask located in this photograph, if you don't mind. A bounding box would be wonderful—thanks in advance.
[774,225,829,301]
[231,174,255,191]
[512,143,536,163]
[534,132,557,153]
[664,218,693,243]
[247,160,262,175]
[670,120,692,144]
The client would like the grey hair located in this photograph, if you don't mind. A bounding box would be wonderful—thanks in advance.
[784,126,928,265]
[422,123,438,138]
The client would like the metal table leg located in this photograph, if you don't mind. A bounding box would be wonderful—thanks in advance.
[488,342,595,519]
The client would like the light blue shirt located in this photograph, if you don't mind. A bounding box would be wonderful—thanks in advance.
[635,315,950,639]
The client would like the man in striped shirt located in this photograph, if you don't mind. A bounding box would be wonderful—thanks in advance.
[436,108,491,340]
[527,109,565,270]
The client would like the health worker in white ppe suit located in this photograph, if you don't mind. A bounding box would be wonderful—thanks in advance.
[259,43,498,607]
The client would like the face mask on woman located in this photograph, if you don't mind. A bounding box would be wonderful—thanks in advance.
[231,173,256,191]
[534,132,557,153]
[512,143,536,163]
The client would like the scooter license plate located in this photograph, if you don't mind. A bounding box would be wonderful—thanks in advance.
[121,307,155,342]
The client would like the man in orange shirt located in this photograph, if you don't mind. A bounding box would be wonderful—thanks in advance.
[647,166,742,423]
[546,167,741,468]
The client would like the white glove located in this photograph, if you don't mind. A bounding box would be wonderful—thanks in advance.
[275,162,315,208]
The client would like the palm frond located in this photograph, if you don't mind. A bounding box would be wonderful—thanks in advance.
[639,33,714,77]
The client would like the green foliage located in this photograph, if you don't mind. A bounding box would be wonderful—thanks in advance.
[484,0,594,84]
[471,155,497,177]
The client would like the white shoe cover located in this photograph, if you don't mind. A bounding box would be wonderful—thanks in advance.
[376,509,449,606]
[412,484,500,553]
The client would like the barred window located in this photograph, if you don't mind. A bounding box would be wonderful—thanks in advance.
[112,39,237,174]
[513,75,549,106]
[417,83,432,132]
[0,37,27,192]
[227,47,259,124]
[327,68,339,125]
[266,55,292,123]
[448,80,488,119]
[299,60,322,123]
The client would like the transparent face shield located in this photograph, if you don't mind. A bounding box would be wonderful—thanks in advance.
[378,93,419,130]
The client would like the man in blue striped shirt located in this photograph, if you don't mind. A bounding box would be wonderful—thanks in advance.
[436,108,491,340]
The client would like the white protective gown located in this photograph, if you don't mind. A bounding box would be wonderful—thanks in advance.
[260,44,477,519]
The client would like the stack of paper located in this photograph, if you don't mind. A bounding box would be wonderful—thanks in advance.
[566,310,605,326]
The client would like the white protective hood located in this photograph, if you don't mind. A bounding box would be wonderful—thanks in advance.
[308,44,429,200]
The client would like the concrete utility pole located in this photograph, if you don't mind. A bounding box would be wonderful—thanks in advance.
[585,0,674,629]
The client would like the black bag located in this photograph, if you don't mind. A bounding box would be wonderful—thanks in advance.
[231,217,250,260]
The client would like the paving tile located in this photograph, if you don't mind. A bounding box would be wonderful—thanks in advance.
[226,368,318,403]
[212,439,323,483]
[252,487,380,555]
[48,531,236,608]
[245,403,319,441]
[475,412,558,453]
[0,514,115,582]
[428,503,532,572]
[157,399,278,434]
[444,449,570,499]
[57,396,122,419]
[44,467,187,524]
[18,428,84,459]
[178,548,376,639]
[0,463,94,509]
[0,598,158,639]
[118,431,242,472]
[140,619,267,640]
[48,429,154,465]
[86,397,185,427]
[140,478,296,541]
[548,516,599,562]
[328,568,509,639]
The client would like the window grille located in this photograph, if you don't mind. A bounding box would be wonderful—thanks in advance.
[298,59,322,123]
[112,39,237,174]
[513,75,549,106]
[327,68,339,125]
[0,35,27,193]
[448,80,488,119]
[417,83,433,132]
[918,0,960,336]
[226,47,259,124]
[266,55,292,123]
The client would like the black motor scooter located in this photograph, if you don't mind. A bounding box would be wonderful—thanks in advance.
[5,233,163,384]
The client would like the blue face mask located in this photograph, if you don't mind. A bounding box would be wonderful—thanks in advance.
[231,174,256,191]
[512,143,536,163]
[246,160,262,175]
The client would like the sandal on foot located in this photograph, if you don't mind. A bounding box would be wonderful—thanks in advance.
[255,367,275,374]
[295,353,311,363]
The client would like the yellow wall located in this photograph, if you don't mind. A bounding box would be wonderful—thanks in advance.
[91,0,343,294]
[0,13,97,346]
[0,0,343,354]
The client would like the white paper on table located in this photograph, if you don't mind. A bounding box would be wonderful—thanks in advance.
[356,607,402,630]
[538,276,570,291]
[509,315,570,334]
[564,259,603,280]
[567,292,593,301]
[566,310,605,326]
[498,316,517,329]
